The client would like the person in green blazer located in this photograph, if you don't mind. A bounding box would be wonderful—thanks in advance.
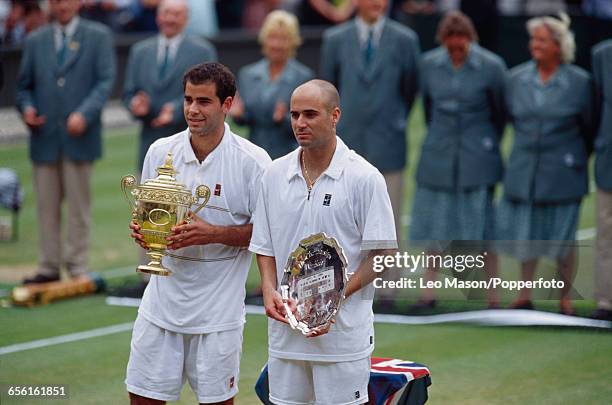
[16,0,116,284]
[409,11,506,310]
[497,14,595,315]
[320,0,420,243]
[230,10,313,160]
[591,39,612,321]
[123,0,217,172]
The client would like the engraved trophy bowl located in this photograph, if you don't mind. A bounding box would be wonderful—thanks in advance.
[281,233,349,335]
[121,153,211,276]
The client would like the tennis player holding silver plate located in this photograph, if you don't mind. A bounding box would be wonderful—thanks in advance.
[280,232,348,335]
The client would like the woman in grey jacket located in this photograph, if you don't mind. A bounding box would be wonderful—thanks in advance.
[230,10,313,159]
[409,11,506,309]
[497,14,595,315]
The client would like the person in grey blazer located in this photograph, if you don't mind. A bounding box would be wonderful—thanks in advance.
[230,10,313,159]
[409,11,506,310]
[320,0,420,242]
[497,14,595,315]
[123,0,217,172]
[591,39,612,321]
[16,0,115,284]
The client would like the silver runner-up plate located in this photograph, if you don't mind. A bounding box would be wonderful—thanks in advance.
[280,233,349,335]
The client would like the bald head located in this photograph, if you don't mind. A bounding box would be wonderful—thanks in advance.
[293,80,340,113]
[157,0,189,38]
[158,0,189,13]
[290,79,341,150]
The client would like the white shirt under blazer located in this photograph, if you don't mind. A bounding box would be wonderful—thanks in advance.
[249,136,397,362]
[139,123,271,334]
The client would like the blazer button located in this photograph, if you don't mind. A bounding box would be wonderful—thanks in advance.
[57,77,65,87]
[482,137,494,150]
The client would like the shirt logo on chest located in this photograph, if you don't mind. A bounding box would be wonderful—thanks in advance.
[323,193,332,206]
[214,183,222,196]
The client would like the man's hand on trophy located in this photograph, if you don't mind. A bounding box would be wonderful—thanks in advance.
[306,317,336,338]
[167,214,216,249]
[263,287,290,324]
[129,221,148,250]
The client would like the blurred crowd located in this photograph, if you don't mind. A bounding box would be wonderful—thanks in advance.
[3,0,612,46]
[6,0,612,321]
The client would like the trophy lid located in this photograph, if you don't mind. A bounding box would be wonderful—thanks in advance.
[140,153,191,195]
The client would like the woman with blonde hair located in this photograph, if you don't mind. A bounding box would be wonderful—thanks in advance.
[230,10,313,158]
[497,13,595,315]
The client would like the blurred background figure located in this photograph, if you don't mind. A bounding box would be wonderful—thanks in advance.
[123,0,217,172]
[399,0,497,50]
[1,0,26,44]
[525,0,567,16]
[185,0,217,38]
[320,0,419,311]
[2,0,47,46]
[497,0,523,16]
[80,0,134,31]
[16,0,116,284]
[230,10,313,159]
[496,14,594,316]
[400,0,438,15]
[583,0,612,20]
[278,0,301,14]
[124,0,159,32]
[121,0,216,297]
[409,11,506,310]
[591,39,612,321]
[0,0,10,38]
[300,0,356,26]
[320,0,420,245]
[242,0,280,31]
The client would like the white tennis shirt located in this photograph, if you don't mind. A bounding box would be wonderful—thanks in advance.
[249,137,397,361]
[139,123,271,334]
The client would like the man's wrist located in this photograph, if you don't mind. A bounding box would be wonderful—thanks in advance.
[261,284,278,296]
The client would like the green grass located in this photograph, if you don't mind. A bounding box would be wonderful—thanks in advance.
[1,296,611,404]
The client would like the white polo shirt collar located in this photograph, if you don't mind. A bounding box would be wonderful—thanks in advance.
[181,122,231,165]
[286,136,350,182]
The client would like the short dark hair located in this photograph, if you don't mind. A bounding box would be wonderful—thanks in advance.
[436,11,479,43]
[183,62,236,103]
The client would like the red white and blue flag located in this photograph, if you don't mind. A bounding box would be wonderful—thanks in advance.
[369,357,430,405]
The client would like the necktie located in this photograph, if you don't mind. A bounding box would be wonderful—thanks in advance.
[159,44,170,80]
[364,28,374,66]
[57,30,68,65]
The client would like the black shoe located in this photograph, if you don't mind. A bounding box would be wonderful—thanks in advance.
[407,300,437,313]
[23,274,60,285]
[591,308,612,321]
[509,300,534,310]
[110,281,148,298]
[372,300,397,314]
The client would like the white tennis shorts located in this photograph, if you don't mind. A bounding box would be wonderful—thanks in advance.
[125,315,243,403]
[268,356,370,405]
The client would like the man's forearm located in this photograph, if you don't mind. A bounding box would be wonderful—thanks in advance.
[257,254,277,282]
[345,249,396,299]
[210,223,253,247]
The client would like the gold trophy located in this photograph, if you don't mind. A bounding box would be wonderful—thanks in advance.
[121,153,211,276]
